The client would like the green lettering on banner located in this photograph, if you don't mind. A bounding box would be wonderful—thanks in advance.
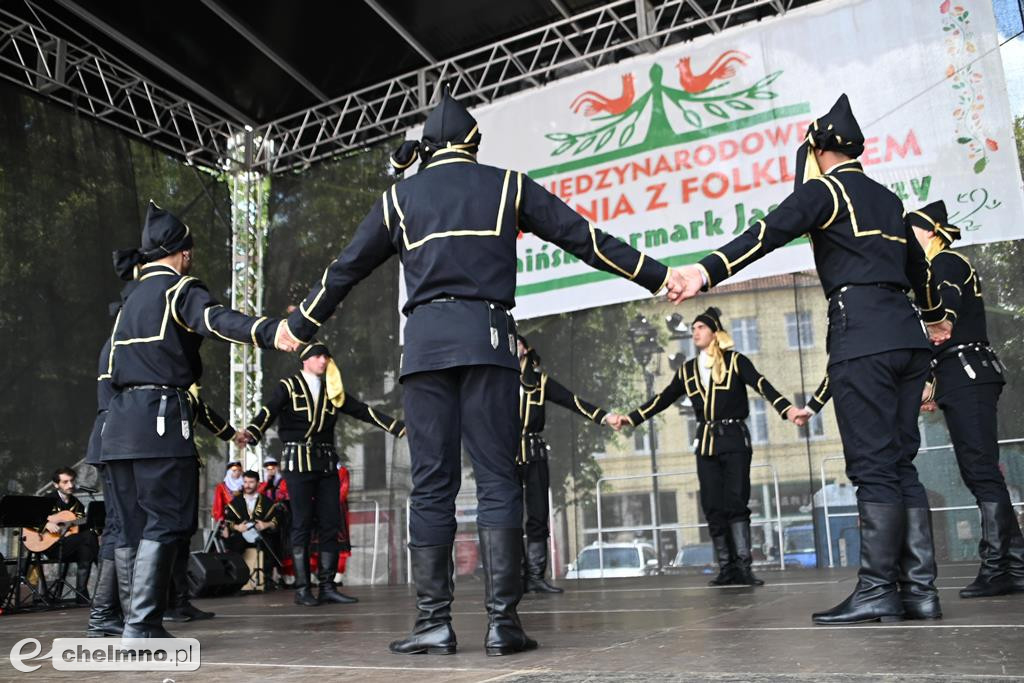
[528,103,812,179]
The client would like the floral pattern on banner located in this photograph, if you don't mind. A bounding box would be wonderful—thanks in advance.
[942,0,998,174]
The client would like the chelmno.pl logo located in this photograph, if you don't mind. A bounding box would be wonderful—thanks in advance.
[10,637,200,672]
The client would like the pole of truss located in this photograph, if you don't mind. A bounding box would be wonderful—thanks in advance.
[225,130,269,472]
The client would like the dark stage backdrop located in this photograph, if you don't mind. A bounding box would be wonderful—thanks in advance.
[0,82,233,498]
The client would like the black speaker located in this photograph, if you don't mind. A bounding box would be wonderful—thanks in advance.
[186,551,248,597]
[0,553,10,602]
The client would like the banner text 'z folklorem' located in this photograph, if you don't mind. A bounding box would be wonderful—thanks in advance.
[409,0,1023,321]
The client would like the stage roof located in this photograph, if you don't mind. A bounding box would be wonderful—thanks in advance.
[1,0,822,172]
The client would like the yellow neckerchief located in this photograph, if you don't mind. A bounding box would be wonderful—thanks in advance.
[702,330,735,384]
[925,234,947,261]
[325,358,345,408]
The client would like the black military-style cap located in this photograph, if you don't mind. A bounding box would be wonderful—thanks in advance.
[391,89,481,173]
[907,200,961,244]
[112,201,194,280]
[299,341,331,361]
[794,94,865,187]
[692,307,724,332]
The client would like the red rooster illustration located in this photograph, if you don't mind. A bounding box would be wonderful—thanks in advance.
[676,50,749,94]
[570,74,636,116]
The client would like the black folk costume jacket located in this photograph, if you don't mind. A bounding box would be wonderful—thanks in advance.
[283,159,669,379]
[244,372,404,473]
[697,161,945,366]
[100,263,279,462]
[626,351,792,457]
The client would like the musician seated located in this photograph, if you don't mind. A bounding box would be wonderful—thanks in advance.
[222,471,281,580]
[43,467,98,604]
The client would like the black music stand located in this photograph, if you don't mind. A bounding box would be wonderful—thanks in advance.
[0,495,60,612]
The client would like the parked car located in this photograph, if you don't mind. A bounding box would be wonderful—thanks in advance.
[668,543,715,574]
[564,542,658,579]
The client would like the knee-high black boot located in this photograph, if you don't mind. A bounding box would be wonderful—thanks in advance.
[121,540,177,639]
[1006,514,1024,593]
[292,547,319,607]
[729,521,764,586]
[524,540,563,594]
[961,501,1015,598]
[113,547,135,622]
[164,541,214,621]
[318,552,358,604]
[87,559,123,637]
[708,533,735,586]
[390,545,457,655]
[899,507,941,619]
[813,501,905,625]
[75,560,94,605]
[480,528,538,656]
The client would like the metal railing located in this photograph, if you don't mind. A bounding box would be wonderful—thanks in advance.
[593,462,785,578]
[818,438,1024,567]
[350,500,382,585]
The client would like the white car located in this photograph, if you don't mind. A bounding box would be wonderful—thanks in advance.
[564,542,658,579]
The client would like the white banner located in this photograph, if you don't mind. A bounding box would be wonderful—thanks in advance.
[406,0,1022,320]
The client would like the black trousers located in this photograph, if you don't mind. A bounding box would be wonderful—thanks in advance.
[99,465,119,561]
[45,532,99,565]
[518,459,551,541]
[696,449,752,538]
[106,457,199,547]
[830,349,930,506]
[403,365,521,547]
[938,382,1010,505]
[283,471,340,553]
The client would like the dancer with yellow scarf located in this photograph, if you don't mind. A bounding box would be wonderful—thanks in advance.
[620,307,808,586]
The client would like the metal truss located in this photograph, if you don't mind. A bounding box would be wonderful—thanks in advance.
[253,0,801,173]
[225,131,269,472]
[0,2,243,170]
[0,0,803,174]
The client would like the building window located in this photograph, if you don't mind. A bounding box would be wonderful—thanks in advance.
[748,398,769,444]
[731,317,760,354]
[794,393,825,439]
[634,427,650,454]
[785,311,815,349]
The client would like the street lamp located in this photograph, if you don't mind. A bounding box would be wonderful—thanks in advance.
[628,313,664,568]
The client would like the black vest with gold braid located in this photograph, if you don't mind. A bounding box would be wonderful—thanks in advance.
[519,372,607,465]
[697,161,945,365]
[626,350,792,457]
[223,492,279,527]
[245,372,404,473]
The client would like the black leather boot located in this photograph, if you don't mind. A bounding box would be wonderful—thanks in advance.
[524,540,563,594]
[480,527,538,656]
[729,521,764,586]
[961,501,1015,598]
[318,552,358,604]
[292,548,320,607]
[708,533,735,586]
[1006,515,1024,593]
[113,547,135,619]
[75,560,93,605]
[389,545,457,655]
[164,542,214,621]
[899,507,942,619]
[87,559,123,637]
[121,539,177,639]
[813,501,905,625]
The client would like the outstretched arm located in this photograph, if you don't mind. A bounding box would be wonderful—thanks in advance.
[544,375,608,425]
[285,198,398,343]
[338,392,406,437]
[806,373,832,414]
[624,370,686,428]
[517,174,670,294]
[194,396,236,441]
[736,354,794,419]
[173,279,281,348]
